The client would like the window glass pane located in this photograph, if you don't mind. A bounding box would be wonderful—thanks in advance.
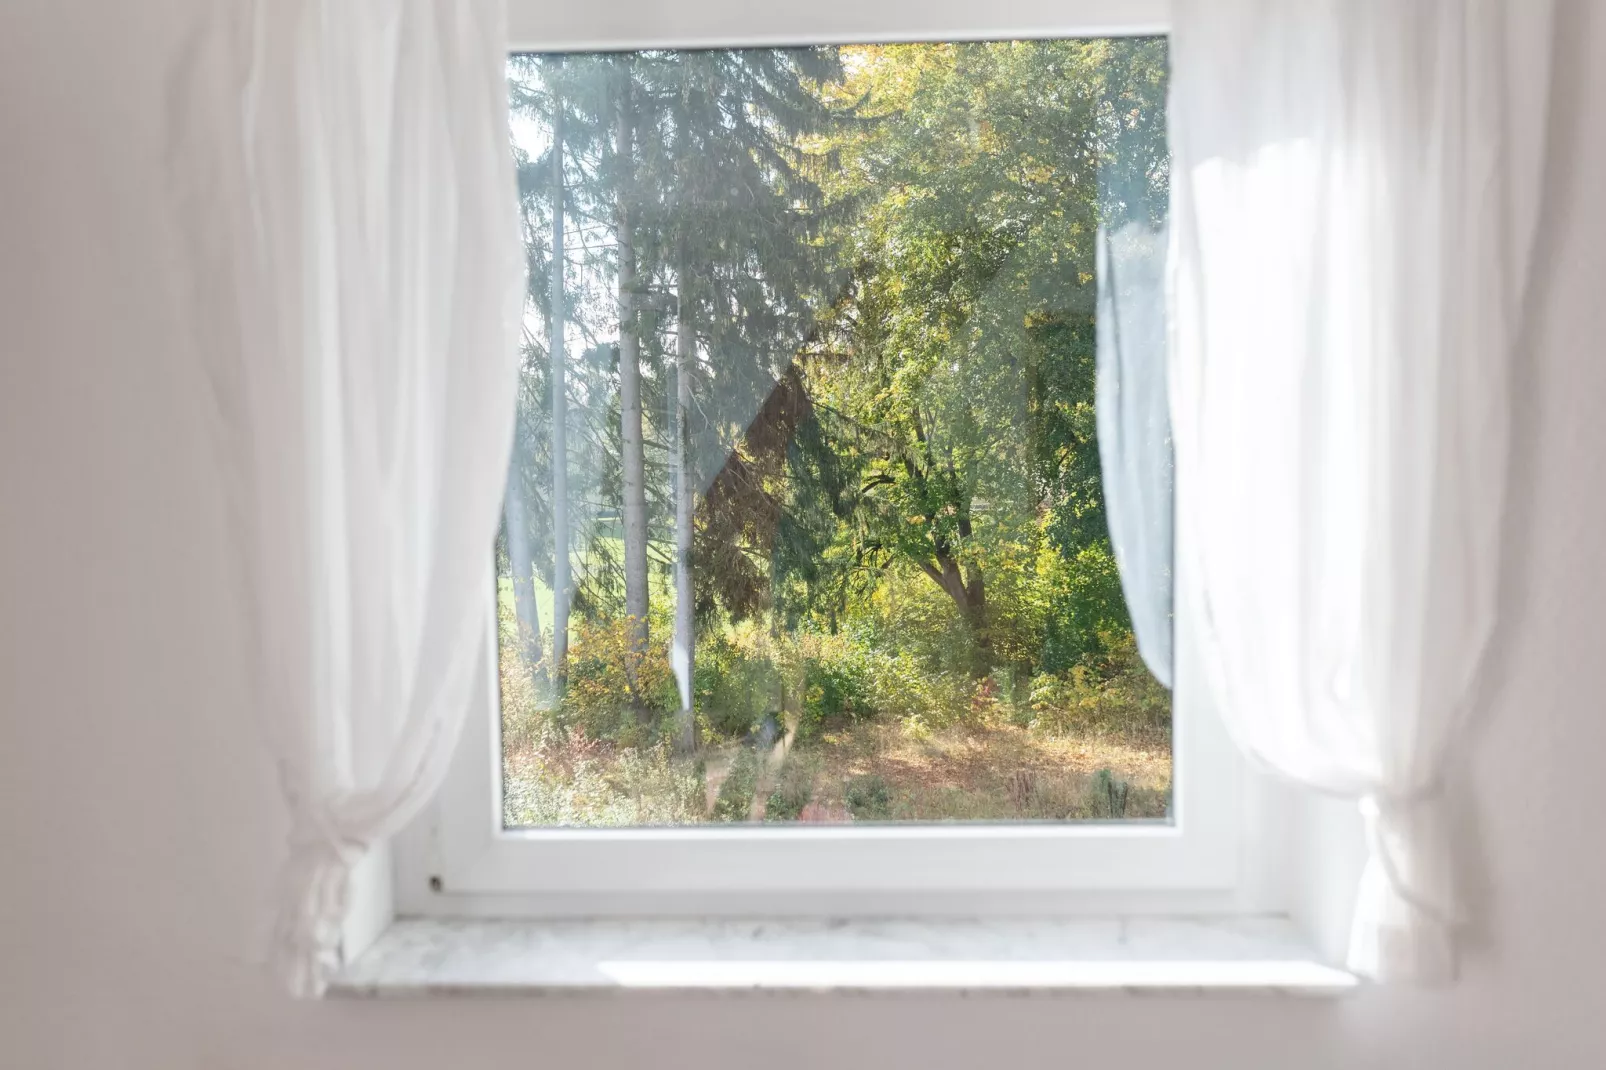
[498,39,1172,826]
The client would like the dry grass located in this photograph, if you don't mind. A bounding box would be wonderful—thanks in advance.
[503,715,1170,826]
[804,720,1171,821]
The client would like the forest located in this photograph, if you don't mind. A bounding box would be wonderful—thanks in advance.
[495,38,1173,826]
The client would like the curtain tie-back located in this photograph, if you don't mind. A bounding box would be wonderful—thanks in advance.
[1354,787,1458,983]
[273,810,369,997]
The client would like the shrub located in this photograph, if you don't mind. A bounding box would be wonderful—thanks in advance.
[844,774,893,821]
[498,639,547,754]
[711,747,760,822]
[845,569,966,670]
[795,627,998,738]
[1085,767,1131,819]
[1026,632,1170,739]
[698,628,783,742]
[503,736,705,827]
[863,649,932,721]
[496,593,555,755]
[795,633,869,739]
[1038,541,1135,673]
[802,640,873,725]
[560,616,679,742]
[900,712,933,743]
[764,753,819,822]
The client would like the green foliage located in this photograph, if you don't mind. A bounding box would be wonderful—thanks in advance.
[787,39,1168,675]
[1027,632,1171,738]
[497,40,1176,828]
[1086,768,1131,819]
[504,732,707,827]
[844,774,893,821]
[798,629,977,737]
[1040,540,1134,672]
[711,748,760,822]
[559,617,679,742]
[497,577,550,753]
[694,626,782,741]
[800,637,875,730]
[764,753,820,822]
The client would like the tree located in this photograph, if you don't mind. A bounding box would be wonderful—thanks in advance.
[637,48,852,629]
[613,72,651,701]
[802,39,1170,673]
[502,58,555,685]
[501,38,1168,715]
[548,61,571,687]
[502,454,543,674]
[507,53,617,691]
[670,127,696,749]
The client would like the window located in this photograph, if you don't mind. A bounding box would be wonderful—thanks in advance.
[500,36,1171,830]
[403,0,1248,915]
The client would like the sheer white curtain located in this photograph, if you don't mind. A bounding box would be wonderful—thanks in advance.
[1097,223,1174,688]
[1168,0,1553,982]
[213,0,522,996]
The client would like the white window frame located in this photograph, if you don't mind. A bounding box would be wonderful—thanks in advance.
[395,0,1273,922]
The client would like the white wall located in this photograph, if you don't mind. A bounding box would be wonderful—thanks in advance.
[2,2,1602,1066]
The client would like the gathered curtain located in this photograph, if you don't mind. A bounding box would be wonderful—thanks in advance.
[204,0,523,996]
[1166,0,1553,982]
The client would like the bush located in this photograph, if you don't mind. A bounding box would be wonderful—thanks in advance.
[496,589,554,754]
[559,616,679,744]
[764,752,819,822]
[857,571,977,674]
[845,774,893,821]
[1026,632,1170,739]
[1038,541,1135,673]
[1084,767,1131,819]
[503,735,705,827]
[498,639,546,754]
[711,747,760,822]
[796,626,1011,739]
[697,626,783,742]
[802,639,873,725]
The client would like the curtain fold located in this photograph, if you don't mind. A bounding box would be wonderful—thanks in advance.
[1167,0,1553,982]
[212,0,522,996]
[1096,222,1175,688]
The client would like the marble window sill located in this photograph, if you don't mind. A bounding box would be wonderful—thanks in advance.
[331,916,1357,997]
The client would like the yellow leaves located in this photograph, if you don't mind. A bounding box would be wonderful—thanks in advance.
[901,714,934,744]
[1017,162,1056,185]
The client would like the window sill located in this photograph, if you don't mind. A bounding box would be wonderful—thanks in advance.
[331,916,1356,997]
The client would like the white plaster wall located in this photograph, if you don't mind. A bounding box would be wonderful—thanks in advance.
[2,2,1602,1066]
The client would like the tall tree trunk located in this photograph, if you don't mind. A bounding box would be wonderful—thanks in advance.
[921,556,991,673]
[503,468,544,678]
[615,83,650,707]
[672,241,697,752]
[548,85,570,691]
[962,564,990,670]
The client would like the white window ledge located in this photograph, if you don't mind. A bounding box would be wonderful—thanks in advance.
[331,916,1356,997]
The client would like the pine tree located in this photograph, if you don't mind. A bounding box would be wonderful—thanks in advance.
[502,57,552,683]
[510,49,853,724]
[547,62,571,687]
[641,48,852,631]
[613,71,651,704]
[506,54,617,691]
[502,441,543,675]
[671,216,695,750]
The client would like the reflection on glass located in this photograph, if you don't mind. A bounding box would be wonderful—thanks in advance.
[498,39,1173,826]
